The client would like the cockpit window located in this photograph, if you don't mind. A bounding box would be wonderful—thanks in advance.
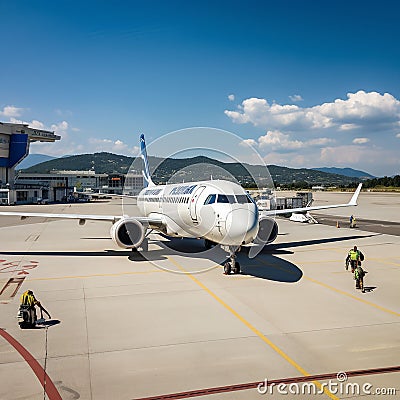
[247,194,256,204]
[204,194,216,205]
[217,194,236,204]
[217,194,229,203]
[236,194,252,204]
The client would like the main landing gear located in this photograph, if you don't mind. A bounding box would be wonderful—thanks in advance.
[224,246,240,275]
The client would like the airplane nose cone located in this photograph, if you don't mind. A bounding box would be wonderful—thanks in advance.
[225,209,258,244]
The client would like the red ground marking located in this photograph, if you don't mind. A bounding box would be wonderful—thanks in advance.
[0,260,39,274]
[0,328,62,400]
[132,366,400,400]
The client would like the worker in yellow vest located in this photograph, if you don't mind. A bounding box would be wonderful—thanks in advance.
[18,290,51,328]
[345,245,364,273]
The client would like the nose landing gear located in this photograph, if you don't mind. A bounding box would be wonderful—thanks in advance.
[223,246,241,275]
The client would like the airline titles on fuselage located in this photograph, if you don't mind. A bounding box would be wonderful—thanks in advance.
[139,184,198,203]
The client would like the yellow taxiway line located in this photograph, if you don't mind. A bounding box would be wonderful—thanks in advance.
[167,256,339,400]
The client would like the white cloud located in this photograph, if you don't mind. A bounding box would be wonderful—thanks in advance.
[29,120,46,130]
[0,105,24,117]
[307,137,335,146]
[339,123,359,131]
[315,91,399,124]
[258,130,304,150]
[225,91,400,132]
[88,138,139,155]
[289,94,303,102]
[51,121,69,134]
[21,118,77,156]
[228,91,400,174]
[352,137,370,144]
[228,94,235,101]
[226,98,304,128]
[243,132,335,152]
[239,138,257,147]
[9,117,49,131]
[9,117,69,135]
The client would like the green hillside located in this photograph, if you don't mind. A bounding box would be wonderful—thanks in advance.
[22,152,360,187]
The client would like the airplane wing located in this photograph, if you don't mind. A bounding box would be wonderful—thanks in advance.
[260,183,362,216]
[0,211,163,225]
[75,191,138,199]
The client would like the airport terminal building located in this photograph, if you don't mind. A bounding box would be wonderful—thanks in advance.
[0,121,144,204]
[0,122,60,204]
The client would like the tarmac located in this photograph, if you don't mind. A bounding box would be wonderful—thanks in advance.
[0,191,399,399]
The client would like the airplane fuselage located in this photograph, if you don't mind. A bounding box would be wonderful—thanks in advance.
[137,180,259,246]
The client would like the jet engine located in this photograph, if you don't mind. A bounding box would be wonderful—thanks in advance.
[110,218,145,249]
[255,217,278,244]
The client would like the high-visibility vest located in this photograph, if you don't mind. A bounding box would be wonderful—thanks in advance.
[349,250,360,261]
[20,291,37,307]
[355,267,364,279]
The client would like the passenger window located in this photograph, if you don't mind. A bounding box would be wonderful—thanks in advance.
[204,194,216,205]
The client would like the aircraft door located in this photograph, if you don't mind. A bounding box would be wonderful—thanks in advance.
[190,186,206,222]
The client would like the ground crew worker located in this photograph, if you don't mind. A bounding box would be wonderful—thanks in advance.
[349,215,354,228]
[355,265,366,293]
[345,245,364,273]
[19,290,51,327]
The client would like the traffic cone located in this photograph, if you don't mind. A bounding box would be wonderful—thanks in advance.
[336,221,340,228]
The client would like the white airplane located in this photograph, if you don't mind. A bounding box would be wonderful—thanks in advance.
[0,134,362,275]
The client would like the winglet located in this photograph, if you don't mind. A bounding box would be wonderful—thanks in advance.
[348,183,362,206]
[140,134,154,187]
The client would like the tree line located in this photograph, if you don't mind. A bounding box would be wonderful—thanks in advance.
[275,175,400,190]
[356,175,400,188]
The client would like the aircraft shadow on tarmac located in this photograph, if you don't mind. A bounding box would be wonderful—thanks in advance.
[240,254,303,282]
[156,238,303,283]
[264,233,377,253]
[0,234,376,281]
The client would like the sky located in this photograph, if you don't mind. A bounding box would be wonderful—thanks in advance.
[1,0,399,176]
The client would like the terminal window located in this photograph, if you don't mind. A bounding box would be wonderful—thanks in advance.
[16,191,28,202]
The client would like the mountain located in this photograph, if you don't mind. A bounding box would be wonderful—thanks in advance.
[312,167,374,179]
[22,152,361,187]
[17,154,56,170]
[22,152,134,174]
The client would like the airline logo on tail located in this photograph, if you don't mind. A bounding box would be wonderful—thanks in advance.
[140,134,154,187]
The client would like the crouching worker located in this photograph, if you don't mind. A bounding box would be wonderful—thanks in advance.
[18,290,51,329]
[355,266,366,293]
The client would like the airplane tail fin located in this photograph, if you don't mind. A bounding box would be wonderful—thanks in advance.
[140,134,155,187]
